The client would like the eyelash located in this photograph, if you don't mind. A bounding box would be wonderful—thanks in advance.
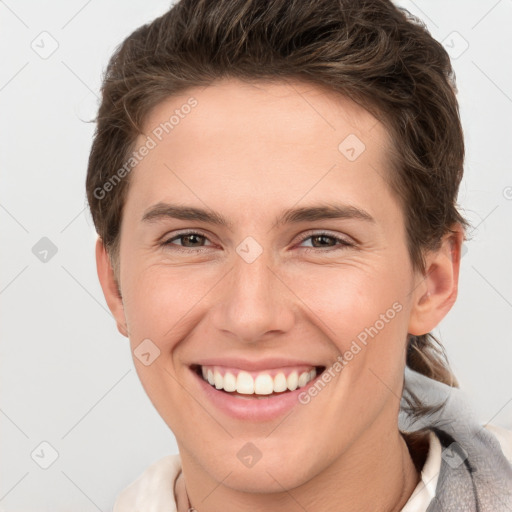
[161,230,354,253]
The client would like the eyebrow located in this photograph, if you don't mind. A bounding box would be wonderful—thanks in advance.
[141,202,375,230]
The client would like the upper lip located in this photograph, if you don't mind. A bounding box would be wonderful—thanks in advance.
[192,357,324,372]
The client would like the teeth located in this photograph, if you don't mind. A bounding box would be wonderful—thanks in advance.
[214,370,223,389]
[287,371,298,391]
[236,371,254,394]
[298,371,310,388]
[254,374,274,395]
[223,371,237,392]
[273,373,288,392]
[200,366,318,395]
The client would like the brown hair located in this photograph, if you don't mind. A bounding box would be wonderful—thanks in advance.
[86,0,469,416]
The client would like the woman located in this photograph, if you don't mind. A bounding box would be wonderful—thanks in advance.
[86,0,512,510]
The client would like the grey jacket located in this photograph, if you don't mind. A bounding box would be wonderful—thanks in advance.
[399,367,512,511]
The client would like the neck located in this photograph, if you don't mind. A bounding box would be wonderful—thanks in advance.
[176,427,422,512]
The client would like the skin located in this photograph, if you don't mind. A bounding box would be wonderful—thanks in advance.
[97,78,463,511]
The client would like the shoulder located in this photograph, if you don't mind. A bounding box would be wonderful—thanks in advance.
[113,453,182,512]
[483,423,512,462]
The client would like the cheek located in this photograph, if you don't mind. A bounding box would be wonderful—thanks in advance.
[121,264,204,425]
[122,261,217,350]
[290,262,407,342]
[288,261,411,399]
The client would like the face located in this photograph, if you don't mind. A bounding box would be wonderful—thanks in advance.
[104,78,445,491]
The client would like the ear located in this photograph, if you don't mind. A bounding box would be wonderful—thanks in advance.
[408,224,465,336]
[95,238,128,337]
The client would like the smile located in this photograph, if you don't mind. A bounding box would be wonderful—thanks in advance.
[197,365,321,396]
[189,359,327,420]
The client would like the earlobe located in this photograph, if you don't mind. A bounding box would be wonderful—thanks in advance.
[95,238,129,338]
[408,225,464,336]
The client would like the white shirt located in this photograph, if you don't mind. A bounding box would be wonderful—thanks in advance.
[401,431,441,511]
[113,426,512,512]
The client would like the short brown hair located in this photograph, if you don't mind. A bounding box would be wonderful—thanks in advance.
[86,0,470,414]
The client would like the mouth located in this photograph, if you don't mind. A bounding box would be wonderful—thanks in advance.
[191,363,326,400]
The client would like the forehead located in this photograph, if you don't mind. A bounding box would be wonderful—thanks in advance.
[143,78,387,151]
[127,78,398,223]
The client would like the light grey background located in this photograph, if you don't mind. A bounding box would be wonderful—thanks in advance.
[1,0,511,510]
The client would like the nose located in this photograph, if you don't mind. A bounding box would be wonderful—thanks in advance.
[210,248,295,344]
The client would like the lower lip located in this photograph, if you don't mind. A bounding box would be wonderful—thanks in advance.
[191,368,320,421]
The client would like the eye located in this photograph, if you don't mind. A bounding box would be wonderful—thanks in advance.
[297,231,354,252]
[161,230,354,253]
[161,231,213,251]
